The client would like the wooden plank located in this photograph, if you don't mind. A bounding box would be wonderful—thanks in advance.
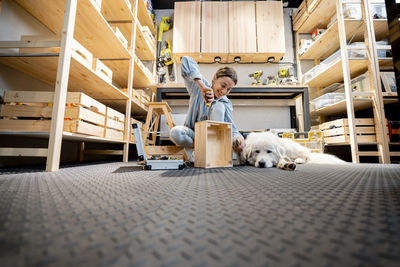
[256,1,285,61]
[101,56,154,88]
[106,118,124,131]
[104,127,124,140]
[200,2,228,62]
[0,148,48,157]
[134,20,156,60]
[228,1,256,62]
[300,20,364,60]
[0,119,51,132]
[65,106,106,126]
[15,0,130,59]
[305,59,369,88]
[137,0,156,35]
[145,146,185,159]
[106,107,125,121]
[46,0,78,171]
[325,134,376,144]
[173,2,201,61]
[1,105,53,118]
[85,149,123,155]
[319,118,374,130]
[0,56,128,100]
[3,91,107,114]
[101,0,133,21]
[296,0,336,33]
[64,120,104,137]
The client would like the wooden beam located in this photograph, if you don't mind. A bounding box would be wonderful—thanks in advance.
[123,0,140,162]
[362,0,390,163]
[336,0,359,163]
[0,40,60,48]
[46,0,77,172]
[0,148,47,157]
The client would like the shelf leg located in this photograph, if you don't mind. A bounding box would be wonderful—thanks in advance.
[123,0,140,162]
[336,0,360,163]
[46,0,77,172]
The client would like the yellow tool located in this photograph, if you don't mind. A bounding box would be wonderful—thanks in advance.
[249,71,263,85]
[205,90,212,107]
[157,17,173,83]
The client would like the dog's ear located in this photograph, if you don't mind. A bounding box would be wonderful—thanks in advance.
[273,143,286,159]
[239,144,252,164]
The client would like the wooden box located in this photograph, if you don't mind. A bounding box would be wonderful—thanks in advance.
[319,118,376,144]
[194,120,232,168]
[0,91,106,137]
[105,107,125,140]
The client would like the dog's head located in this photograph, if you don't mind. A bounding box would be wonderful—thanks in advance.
[239,132,285,168]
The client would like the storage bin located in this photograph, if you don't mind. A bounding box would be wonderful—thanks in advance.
[310,93,345,111]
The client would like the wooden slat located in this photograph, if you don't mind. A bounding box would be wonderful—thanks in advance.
[200,2,228,62]
[64,119,104,137]
[0,56,128,100]
[15,0,130,59]
[104,128,124,140]
[1,105,53,118]
[85,149,123,155]
[228,1,256,62]
[256,1,285,61]
[173,2,201,61]
[0,148,48,157]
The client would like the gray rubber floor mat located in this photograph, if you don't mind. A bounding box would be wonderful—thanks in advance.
[0,163,399,266]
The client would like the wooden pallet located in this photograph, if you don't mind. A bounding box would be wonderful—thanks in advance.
[0,91,107,137]
[319,118,376,144]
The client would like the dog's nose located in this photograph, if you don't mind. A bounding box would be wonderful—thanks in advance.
[258,161,266,168]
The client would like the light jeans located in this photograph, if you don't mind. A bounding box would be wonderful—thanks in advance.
[170,101,225,148]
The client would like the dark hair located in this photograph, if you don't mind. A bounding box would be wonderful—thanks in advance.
[215,66,238,85]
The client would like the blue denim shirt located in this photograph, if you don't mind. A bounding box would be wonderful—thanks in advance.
[181,56,241,138]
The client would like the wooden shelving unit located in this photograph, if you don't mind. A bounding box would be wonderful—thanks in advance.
[304,58,392,88]
[0,0,156,171]
[294,0,397,163]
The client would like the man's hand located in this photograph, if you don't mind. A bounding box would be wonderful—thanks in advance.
[233,135,246,154]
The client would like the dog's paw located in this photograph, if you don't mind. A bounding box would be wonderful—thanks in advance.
[284,162,296,171]
[294,158,306,164]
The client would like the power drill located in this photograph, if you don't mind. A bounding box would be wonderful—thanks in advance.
[249,71,263,85]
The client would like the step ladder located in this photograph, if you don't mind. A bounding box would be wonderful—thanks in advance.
[142,102,176,145]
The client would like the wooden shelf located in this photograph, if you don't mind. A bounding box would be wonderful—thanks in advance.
[296,0,336,33]
[101,98,148,118]
[102,56,154,88]
[0,131,132,144]
[300,20,389,60]
[101,0,134,21]
[137,0,156,36]
[305,58,393,88]
[15,0,131,59]
[311,96,398,116]
[0,54,128,100]
[112,21,156,60]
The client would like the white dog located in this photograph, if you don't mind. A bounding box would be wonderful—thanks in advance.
[238,131,345,170]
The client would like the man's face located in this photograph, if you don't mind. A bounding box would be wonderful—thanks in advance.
[212,76,235,98]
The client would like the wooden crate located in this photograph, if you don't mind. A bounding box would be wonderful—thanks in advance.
[92,58,113,84]
[105,107,125,140]
[319,118,376,144]
[194,120,232,168]
[0,91,106,137]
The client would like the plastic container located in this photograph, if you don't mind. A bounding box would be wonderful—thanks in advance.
[310,93,345,110]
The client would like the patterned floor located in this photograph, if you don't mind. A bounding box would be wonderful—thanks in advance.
[0,162,399,266]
